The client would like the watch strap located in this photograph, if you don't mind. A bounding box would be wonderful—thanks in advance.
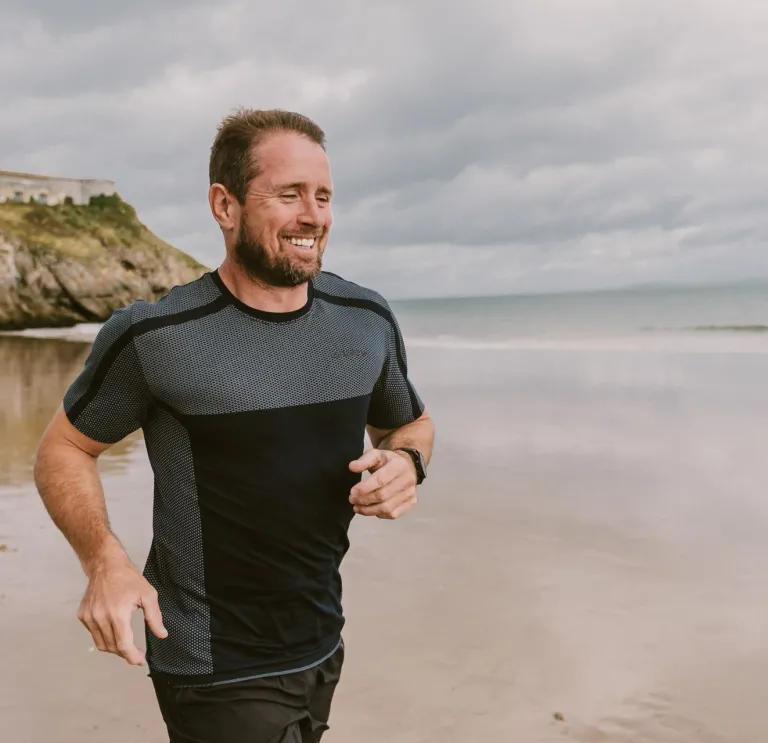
[395,447,426,484]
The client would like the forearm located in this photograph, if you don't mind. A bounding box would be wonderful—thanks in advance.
[34,440,125,575]
[375,415,435,463]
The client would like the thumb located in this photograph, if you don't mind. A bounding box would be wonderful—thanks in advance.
[141,592,168,639]
[349,448,387,473]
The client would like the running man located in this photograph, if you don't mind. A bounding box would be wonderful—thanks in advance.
[34,108,434,742]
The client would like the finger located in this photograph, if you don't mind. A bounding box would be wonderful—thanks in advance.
[92,610,119,654]
[348,448,388,474]
[355,490,416,519]
[388,499,417,520]
[350,468,395,502]
[350,455,416,502]
[112,615,145,666]
[80,612,108,653]
[141,592,168,640]
[351,480,398,507]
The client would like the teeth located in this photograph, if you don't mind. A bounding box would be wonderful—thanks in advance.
[285,237,316,247]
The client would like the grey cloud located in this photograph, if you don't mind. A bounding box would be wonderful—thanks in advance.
[2,0,768,297]
[2,0,210,34]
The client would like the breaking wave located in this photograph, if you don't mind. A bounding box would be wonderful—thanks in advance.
[690,325,768,332]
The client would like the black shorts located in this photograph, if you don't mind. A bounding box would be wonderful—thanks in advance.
[151,641,345,743]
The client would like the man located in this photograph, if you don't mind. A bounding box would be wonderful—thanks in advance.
[33,108,434,742]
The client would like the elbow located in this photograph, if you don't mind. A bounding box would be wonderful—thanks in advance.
[32,422,67,491]
[32,434,51,491]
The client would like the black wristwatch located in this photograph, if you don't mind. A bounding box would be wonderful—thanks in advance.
[395,447,427,484]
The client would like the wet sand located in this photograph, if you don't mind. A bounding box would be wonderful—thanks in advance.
[3,335,768,741]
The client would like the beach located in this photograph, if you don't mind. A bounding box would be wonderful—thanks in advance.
[3,285,768,741]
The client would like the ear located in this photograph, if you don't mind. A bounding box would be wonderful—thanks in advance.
[209,183,240,232]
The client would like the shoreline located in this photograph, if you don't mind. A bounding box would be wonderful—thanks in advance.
[6,323,768,356]
[0,323,104,343]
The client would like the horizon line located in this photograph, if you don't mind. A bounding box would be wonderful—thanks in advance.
[388,275,768,303]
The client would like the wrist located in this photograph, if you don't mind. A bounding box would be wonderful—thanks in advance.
[392,447,427,484]
[392,448,416,473]
[82,535,129,578]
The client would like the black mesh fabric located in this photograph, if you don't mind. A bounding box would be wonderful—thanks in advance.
[63,269,425,686]
[142,408,212,676]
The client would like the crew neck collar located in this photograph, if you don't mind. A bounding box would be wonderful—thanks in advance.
[210,269,314,322]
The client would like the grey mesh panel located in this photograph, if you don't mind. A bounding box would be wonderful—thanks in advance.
[131,273,223,321]
[368,311,425,429]
[315,273,423,425]
[63,306,134,420]
[314,272,389,308]
[64,276,224,442]
[142,408,212,675]
[65,334,152,443]
[81,306,133,365]
[136,302,389,416]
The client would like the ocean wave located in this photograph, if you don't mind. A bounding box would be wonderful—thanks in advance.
[692,325,768,332]
[641,325,768,333]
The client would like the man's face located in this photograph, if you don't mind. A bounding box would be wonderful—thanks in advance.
[233,131,333,287]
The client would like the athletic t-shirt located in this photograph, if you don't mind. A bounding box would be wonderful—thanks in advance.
[63,269,425,687]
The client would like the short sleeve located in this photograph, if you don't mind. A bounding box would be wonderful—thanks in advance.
[367,301,425,430]
[63,306,153,444]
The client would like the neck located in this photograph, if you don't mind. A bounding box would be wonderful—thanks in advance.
[217,258,310,314]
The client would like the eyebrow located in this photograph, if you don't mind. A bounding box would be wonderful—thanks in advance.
[277,182,333,196]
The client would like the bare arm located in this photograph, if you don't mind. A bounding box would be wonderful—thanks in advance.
[366,408,435,463]
[34,406,122,571]
[34,406,166,665]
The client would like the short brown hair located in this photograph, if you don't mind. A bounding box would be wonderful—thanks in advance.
[209,108,327,204]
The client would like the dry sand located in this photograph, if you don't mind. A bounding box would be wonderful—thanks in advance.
[3,336,768,741]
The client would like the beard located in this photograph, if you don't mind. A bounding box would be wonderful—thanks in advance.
[233,215,323,288]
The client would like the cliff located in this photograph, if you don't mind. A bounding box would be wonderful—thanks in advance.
[0,195,209,330]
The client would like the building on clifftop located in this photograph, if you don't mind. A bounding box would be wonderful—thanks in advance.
[0,169,116,206]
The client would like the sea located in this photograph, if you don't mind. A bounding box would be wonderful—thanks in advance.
[392,279,768,350]
[3,279,768,741]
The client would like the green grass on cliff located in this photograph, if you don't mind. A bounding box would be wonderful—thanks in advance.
[0,194,206,268]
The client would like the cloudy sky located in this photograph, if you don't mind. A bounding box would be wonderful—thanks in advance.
[3,0,768,299]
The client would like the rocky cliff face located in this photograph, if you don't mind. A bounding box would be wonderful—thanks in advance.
[0,195,209,330]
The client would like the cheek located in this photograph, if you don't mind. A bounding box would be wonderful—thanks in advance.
[273,206,303,234]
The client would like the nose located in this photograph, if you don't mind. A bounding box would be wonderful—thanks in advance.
[298,196,324,227]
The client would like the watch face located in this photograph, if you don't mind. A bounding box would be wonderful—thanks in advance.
[415,450,426,474]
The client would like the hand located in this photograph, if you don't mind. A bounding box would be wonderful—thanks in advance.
[348,449,418,519]
[77,545,167,666]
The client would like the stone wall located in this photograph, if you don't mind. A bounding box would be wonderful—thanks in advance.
[0,170,116,206]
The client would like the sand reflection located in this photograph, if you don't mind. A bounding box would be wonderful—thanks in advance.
[0,335,140,486]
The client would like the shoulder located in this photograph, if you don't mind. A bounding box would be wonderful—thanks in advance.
[129,271,223,323]
[93,272,222,346]
[314,271,393,313]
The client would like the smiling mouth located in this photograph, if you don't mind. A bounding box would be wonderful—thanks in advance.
[281,236,318,249]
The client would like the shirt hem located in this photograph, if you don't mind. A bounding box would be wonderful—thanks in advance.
[148,635,342,688]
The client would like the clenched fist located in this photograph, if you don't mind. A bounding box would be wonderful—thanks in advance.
[348,448,419,519]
